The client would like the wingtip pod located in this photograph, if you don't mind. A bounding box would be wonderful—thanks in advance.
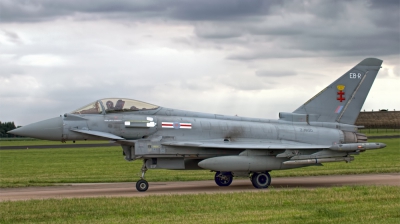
[357,58,383,67]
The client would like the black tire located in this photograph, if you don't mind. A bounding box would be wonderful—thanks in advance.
[136,179,149,192]
[251,172,271,189]
[214,171,233,187]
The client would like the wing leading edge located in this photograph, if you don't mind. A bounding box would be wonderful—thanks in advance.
[161,139,330,150]
[161,138,385,151]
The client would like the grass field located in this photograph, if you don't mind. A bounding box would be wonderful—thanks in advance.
[0,139,109,147]
[0,138,398,188]
[0,186,399,223]
[0,138,399,223]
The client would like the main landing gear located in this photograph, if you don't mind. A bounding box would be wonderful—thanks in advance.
[213,171,271,189]
[214,171,233,186]
[251,172,271,189]
[136,161,149,192]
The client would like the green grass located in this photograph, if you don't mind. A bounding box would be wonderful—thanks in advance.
[0,137,38,141]
[0,186,399,223]
[0,139,109,147]
[0,138,398,188]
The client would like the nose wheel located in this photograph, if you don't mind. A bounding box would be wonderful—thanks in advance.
[136,160,149,192]
[136,179,149,192]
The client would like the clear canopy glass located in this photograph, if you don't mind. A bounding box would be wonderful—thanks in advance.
[100,98,159,113]
[71,98,159,114]
[72,101,102,114]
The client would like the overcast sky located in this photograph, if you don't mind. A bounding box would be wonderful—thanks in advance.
[1,0,399,126]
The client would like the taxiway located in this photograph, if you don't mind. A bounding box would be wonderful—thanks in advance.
[1,173,398,201]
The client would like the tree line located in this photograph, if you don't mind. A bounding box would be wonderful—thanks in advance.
[0,121,18,138]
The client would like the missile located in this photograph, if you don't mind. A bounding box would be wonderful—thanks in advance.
[330,142,386,151]
[283,156,354,165]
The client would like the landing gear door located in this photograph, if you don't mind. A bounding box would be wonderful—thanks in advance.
[135,139,162,156]
[122,145,135,161]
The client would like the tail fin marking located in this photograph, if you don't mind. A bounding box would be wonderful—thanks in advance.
[293,58,383,125]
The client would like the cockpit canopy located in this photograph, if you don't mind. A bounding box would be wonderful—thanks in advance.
[72,98,159,114]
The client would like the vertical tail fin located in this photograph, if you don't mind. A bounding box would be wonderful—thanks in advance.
[294,58,383,124]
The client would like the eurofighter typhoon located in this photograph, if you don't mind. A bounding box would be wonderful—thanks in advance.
[9,58,386,192]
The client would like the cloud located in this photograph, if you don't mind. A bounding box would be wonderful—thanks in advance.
[2,1,398,59]
[194,23,243,39]
[189,1,399,60]
[0,0,280,23]
[368,1,399,28]
[256,70,296,77]
[0,0,164,22]
[0,0,399,125]
[169,0,279,21]
[1,30,23,45]
[17,54,68,67]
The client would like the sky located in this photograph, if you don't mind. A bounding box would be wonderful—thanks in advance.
[1,0,399,126]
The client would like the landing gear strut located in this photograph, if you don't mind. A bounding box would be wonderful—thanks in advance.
[251,172,271,189]
[136,160,149,192]
[214,171,233,186]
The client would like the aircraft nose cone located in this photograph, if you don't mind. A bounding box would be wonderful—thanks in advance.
[8,117,63,141]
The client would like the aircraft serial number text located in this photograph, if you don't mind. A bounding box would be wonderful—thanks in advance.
[299,128,313,132]
[349,73,362,79]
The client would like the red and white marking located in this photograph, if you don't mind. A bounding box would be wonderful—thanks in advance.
[180,123,192,129]
[162,122,174,128]
[161,122,192,129]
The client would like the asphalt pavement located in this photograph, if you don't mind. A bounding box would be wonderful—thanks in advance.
[1,173,399,201]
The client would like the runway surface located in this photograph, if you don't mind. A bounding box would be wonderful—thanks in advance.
[1,173,399,201]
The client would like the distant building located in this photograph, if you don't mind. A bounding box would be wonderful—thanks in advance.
[355,110,400,129]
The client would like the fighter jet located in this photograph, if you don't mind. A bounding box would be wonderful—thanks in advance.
[9,58,386,192]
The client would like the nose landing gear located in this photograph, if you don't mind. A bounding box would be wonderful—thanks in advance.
[136,179,148,192]
[136,160,149,192]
